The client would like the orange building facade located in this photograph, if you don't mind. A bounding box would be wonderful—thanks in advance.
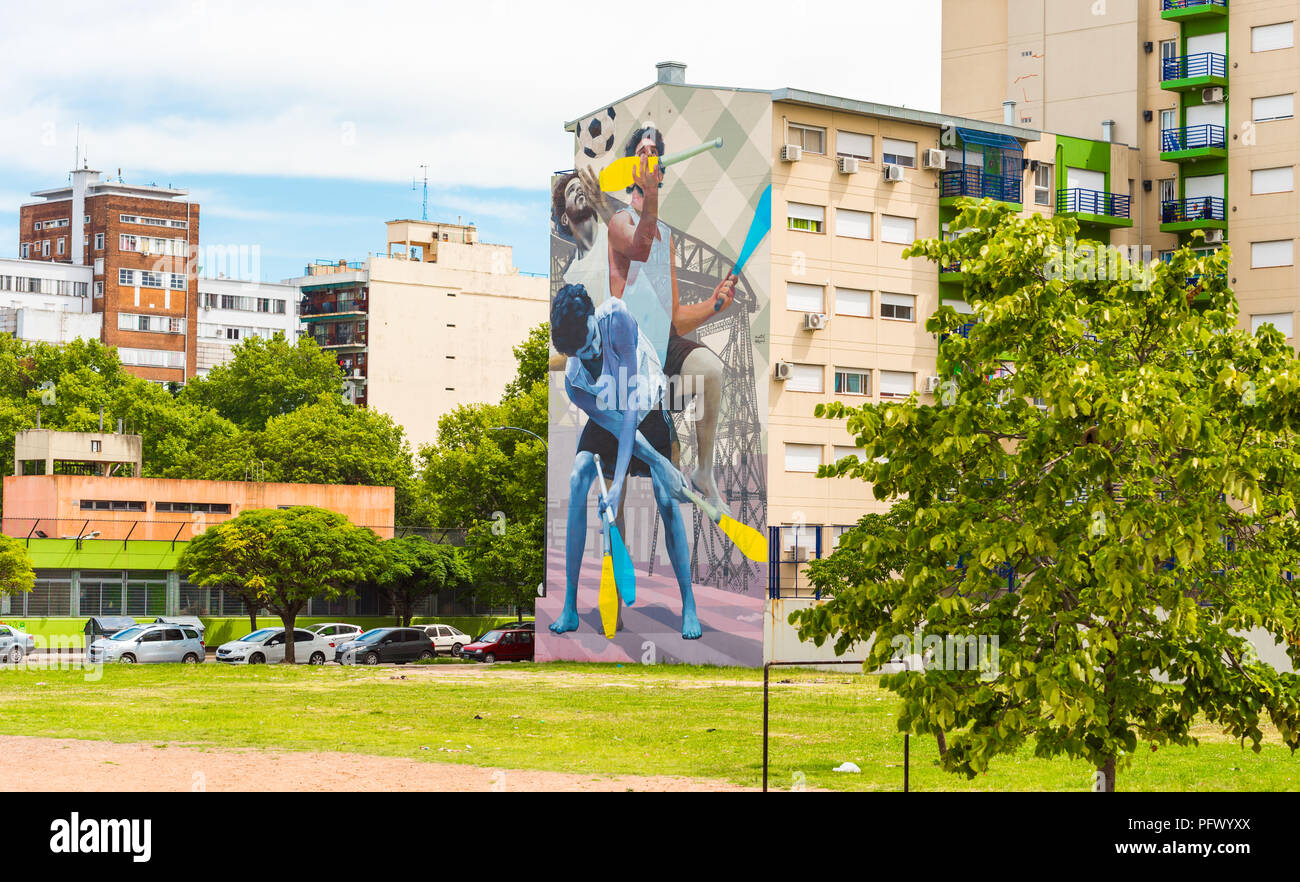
[2,475,396,542]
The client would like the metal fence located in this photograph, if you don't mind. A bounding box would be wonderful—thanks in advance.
[1162,52,1227,81]
[940,167,1022,203]
[3,517,410,545]
[1161,196,1226,224]
[1160,124,1226,152]
[1056,188,1131,219]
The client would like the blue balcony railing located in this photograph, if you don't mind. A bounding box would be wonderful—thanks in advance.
[1162,0,1226,11]
[1162,52,1227,81]
[1160,124,1226,152]
[1057,188,1131,219]
[1161,196,1226,224]
[940,167,1022,203]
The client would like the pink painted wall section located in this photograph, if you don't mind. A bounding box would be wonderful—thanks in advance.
[1,476,396,541]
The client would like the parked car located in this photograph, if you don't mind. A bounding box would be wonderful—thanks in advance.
[335,628,436,665]
[87,624,205,664]
[153,615,206,639]
[411,623,473,657]
[215,627,332,665]
[461,627,535,664]
[304,622,364,651]
[0,623,36,664]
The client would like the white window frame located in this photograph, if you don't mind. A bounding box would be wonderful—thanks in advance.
[787,202,826,234]
[784,442,823,473]
[1033,163,1054,205]
[833,367,871,397]
[1253,94,1295,123]
[835,208,872,240]
[786,363,824,394]
[786,282,825,312]
[788,123,826,154]
[882,138,917,168]
[878,370,916,399]
[1251,166,1294,195]
[835,131,873,160]
[1251,240,1294,268]
[880,292,916,322]
[880,214,917,245]
[832,446,860,464]
[1252,21,1294,53]
[834,287,871,317]
[1251,312,1294,337]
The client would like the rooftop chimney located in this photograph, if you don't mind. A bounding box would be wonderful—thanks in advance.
[656,61,686,85]
[1003,101,1016,126]
[1102,119,1116,143]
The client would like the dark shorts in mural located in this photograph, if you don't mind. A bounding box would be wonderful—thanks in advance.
[577,409,676,480]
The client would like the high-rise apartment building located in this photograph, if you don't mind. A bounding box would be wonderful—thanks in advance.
[943,0,1299,339]
[18,169,200,382]
[283,219,549,451]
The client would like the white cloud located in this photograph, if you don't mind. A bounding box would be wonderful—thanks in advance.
[0,0,941,191]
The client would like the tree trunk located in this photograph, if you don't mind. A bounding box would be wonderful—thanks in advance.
[1096,756,1116,792]
[936,730,948,757]
[248,609,257,633]
[280,613,296,664]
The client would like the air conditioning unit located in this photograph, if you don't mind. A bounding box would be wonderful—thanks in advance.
[922,148,946,170]
[1202,87,1226,104]
[883,163,904,183]
[836,155,859,174]
[780,144,803,162]
[923,375,944,393]
[803,312,827,331]
[1204,229,1225,244]
[773,361,794,381]
[784,546,810,563]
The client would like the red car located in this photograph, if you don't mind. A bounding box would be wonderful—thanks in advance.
[461,626,534,663]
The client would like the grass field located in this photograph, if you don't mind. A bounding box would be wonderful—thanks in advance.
[0,661,1294,792]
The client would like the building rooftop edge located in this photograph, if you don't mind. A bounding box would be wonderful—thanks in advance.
[564,80,1043,142]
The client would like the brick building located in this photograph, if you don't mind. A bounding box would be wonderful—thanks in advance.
[18,168,200,382]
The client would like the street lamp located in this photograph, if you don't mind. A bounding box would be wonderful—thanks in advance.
[489,425,546,448]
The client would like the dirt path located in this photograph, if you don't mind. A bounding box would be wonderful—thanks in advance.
[0,735,751,792]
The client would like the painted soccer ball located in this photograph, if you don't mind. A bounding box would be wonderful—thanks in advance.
[578,107,617,161]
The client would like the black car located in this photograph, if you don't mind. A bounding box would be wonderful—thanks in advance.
[335,628,436,665]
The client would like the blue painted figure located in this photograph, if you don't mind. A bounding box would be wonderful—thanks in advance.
[549,283,702,639]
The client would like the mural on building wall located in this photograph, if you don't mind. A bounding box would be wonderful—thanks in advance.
[540,85,772,666]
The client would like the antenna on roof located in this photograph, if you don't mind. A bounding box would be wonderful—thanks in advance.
[412,164,429,222]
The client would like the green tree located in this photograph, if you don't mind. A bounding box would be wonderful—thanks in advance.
[376,535,471,626]
[793,200,1300,792]
[502,322,549,401]
[464,516,543,619]
[180,333,344,430]
[0,336,133,482]
[254,394,419,524]
[416,328,546,609]
[178,507,384,662]
[0,535,36,598]
[109,377,246,480]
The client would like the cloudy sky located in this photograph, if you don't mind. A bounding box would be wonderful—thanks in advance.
[2,0,941,280]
